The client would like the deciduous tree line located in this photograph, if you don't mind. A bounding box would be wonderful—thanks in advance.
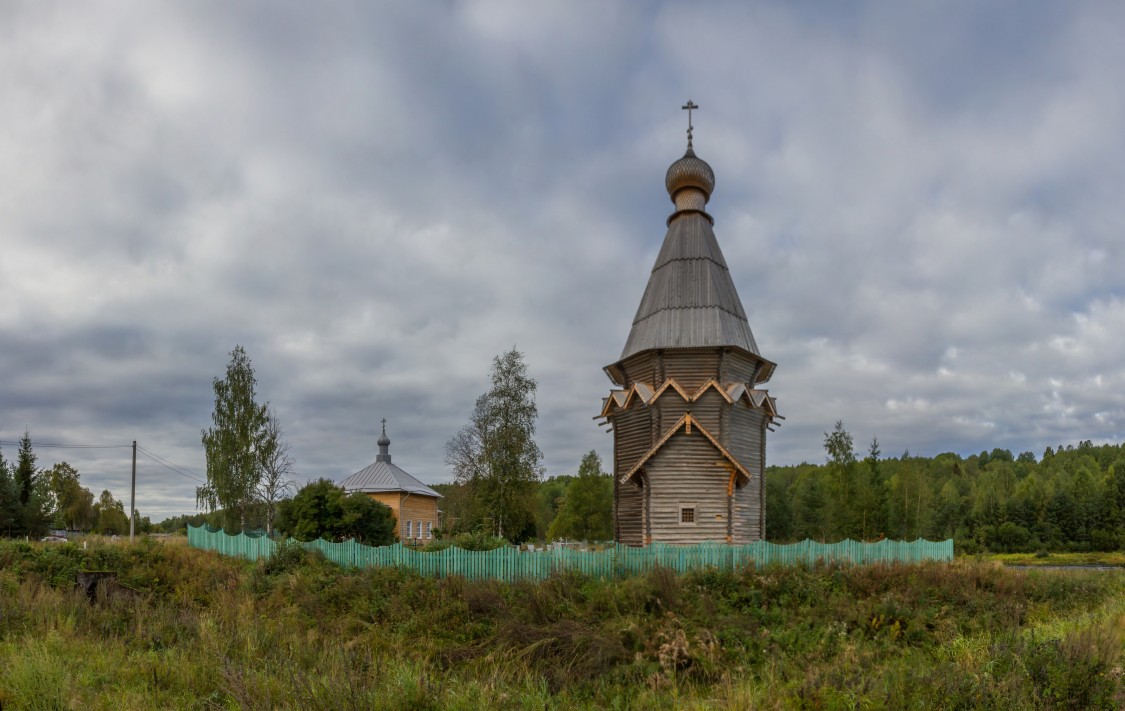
[0,431,149,538]
[196,345,396,545]
[767,421,1125,552]
[442,347,613,543]
[197,345,613,547]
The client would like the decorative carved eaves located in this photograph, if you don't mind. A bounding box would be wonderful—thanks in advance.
[597,376,781,421]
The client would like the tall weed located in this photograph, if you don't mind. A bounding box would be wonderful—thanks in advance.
[2,539,1125,708]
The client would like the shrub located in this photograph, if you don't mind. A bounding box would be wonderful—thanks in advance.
[1090,528,1120,552]
[956,537,981,555]
[994,522,1031,552]
[447,530,509,551]
[275,479,396,545]
[261,540,312,576]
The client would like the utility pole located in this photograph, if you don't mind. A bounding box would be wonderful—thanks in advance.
[130,440,137,543]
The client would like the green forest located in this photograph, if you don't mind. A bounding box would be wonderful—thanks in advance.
[766,422,1125,553]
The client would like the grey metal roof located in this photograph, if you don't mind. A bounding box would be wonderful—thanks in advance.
[340,459,442,498]
[618,211,763,361]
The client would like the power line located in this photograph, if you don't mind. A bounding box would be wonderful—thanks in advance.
[0,440,132,449]
[136,446,206,484]
[0,438,206,485]
[136,445,201,477]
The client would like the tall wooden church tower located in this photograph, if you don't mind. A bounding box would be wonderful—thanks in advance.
[600,103,780,545]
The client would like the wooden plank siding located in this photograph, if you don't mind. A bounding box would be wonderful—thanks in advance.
[607,345,774,546]
[613,407,651,545]
[728,406,764,470]
[690,388,726,435]
[618,352,656,389]
[730,405,766,542]
[644,431,734,544]
[661,350,720,392]
[719,349,762,385]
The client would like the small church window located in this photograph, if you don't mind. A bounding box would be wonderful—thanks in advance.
[406,520,413,539]
[680,505,696,524]
[427,521,433,539]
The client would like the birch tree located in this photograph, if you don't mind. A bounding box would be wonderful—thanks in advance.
[199,345,269,530]
[446,347,542,541]
[257,407,296,535]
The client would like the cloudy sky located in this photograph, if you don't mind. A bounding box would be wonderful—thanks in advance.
[2,1,1124,520]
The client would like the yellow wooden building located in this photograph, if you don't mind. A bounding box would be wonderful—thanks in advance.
[339,422,441,544]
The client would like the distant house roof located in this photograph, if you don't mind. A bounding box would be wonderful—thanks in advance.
[339,423,441,499]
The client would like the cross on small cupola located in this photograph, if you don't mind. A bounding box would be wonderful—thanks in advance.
[682,100,699,149]
[376,418,391,462]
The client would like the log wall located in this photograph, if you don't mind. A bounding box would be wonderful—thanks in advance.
[730,405,766,541]
[720,349,761,384]
[620,352,655,388]
[662,350,720,391]
[613,407,651,545]
[608,346,772,546]
[644,432,732,544]
[692,389,726,435]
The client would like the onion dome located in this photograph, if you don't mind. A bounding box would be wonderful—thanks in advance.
[665,147,715,202]
[376,419,391,462]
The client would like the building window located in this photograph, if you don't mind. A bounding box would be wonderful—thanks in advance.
[406,520,413,539]
[680,505,697,525]
[426,521,433,539]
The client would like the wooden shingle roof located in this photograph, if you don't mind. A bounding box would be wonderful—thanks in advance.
[612,147,775,381]
[620,212,761,360]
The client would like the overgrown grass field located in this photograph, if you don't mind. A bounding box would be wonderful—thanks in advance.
[984,550,1125,567]
[2,538,1124,709]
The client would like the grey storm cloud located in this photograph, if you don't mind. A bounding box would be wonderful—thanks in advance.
[2,1,1124,519]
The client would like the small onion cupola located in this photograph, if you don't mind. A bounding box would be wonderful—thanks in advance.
[376,418,392,463]
[665,147,716,223]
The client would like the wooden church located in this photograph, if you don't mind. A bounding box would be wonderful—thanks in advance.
[599,103,780,546]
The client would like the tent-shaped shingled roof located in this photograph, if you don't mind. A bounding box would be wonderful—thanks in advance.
[609,145,776,385]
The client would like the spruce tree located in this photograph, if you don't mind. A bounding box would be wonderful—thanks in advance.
[824,421,859,538]
[857,436,888,539]
[548,451,612,542]
[15,429,36,507]
[0,445,18,535]
[13,432,51,537]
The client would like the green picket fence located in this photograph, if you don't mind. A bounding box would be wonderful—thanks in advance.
[187,525,953,580]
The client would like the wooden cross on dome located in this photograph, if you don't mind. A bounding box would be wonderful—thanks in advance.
[682,100,698,149]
